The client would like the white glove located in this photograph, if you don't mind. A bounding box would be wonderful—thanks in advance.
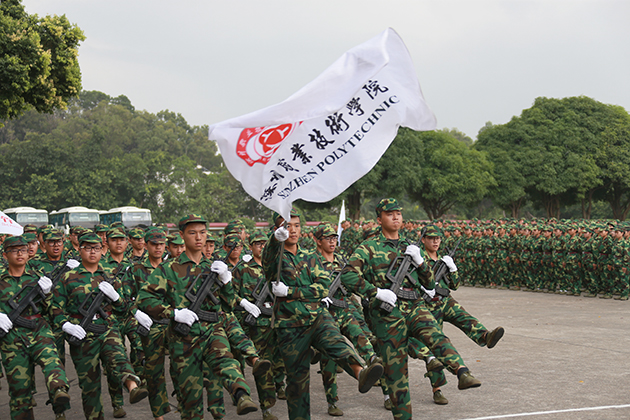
[62,322,86,340]
[421,286,436,299]
[274,226,289,242]
[38,276,53,294]
[240,299,261,318]
[135,310,153,330]
[405,245,424,266]
[0,312,13,333]
[321,297,333,308]
[174,308,198,326]
[272,281,289,297]
[99,281,120,302]
[242,254,253,263]
[441,255,457,272]
[211,260,232,285]
[375,288,397,307]
[66,259,80,269]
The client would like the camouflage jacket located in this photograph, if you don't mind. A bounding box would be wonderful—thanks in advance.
[261,235,329,329]
[52,263,128,332]
[233,258,273,327]
[137,251,237,335]
[0,267,52,335]
[341,231,434,303]
[125,255,157,316]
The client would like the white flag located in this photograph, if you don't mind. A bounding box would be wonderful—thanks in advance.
[209,28,436,221]
[337,200,346,237]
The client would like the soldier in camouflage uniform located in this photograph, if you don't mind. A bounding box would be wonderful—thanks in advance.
[101,227,145,418]
[62,226,84,260]
[137,214,258,420]
[417,226,504,405]
[0,236,72,420]
[312,223,383,417]
[233,231,283,420]
[128,229,173,420]
[94,225,109,257]
[52,232,147,420]
[340,199,481,420]
[165,232,185,262]
[263,210,383,420]
[127,228,147,263]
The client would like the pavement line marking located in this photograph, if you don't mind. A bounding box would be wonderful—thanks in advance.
[458,404,630,419]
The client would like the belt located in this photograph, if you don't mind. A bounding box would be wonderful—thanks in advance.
[22,314,42,320]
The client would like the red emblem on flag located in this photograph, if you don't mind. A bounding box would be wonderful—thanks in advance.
[236,123,301,166]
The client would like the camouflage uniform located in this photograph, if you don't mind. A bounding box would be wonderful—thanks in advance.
[52,259,141,420]
[0,254,70,420]
[262,222,365,420]
[340,199,477,420]
[137,244,252,420]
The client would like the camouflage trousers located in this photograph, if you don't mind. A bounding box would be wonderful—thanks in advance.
[0,323,70,420]
[205,311,259,418]
[68,326,140,420]
[276,310,362,420]
[244,324,280,410]
[319,307,377,404]
[107,315,145,409]
[139,321,172,418]
[369,299,466,420]
[421,296,488,387]
[169,317,250,420]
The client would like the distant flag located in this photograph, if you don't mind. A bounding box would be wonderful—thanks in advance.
[337,200,346,237]
[209,28,437,221]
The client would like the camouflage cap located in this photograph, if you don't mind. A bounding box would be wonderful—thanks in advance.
[37,224,54,234]
[43,230,64,242]
[22,232,38,243]
[223,233,244,247]
[107,227,127,239]
[167,233,184,245]
[224,219,245,235]
[94,224,110,233]
[145,230,166,244]
[110,221,124,228]
[206,232,220,243]
[79,232,102,245]
[22,224,38,233]
[272,208,301,225]
[128,227,145,239]
[249,231,268,244]
[423,225,441,237]
[314,223,337,240]
[70,226,87,235]
[375,198,403,217]
[3,236,28,249]
[178,214,208,231]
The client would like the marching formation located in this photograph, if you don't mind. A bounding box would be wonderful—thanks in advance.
[0,198,510,420]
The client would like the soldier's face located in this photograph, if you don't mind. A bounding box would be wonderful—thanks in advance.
[79,243,102,264]
[317,235,337,254]
[422,236,441,254]
[27,241,38,258]
[223,243,243,263]
[146,241,165,260]
[45,239,63,259]
[129,237,145,251]
[203,241,215,258]
[4,247,28,268]
[286,217,301,246]
[108,237,128,256]
[250,241,265,259]
[181,223,207,252]
[168,243,185,258]
[378,210,401,233]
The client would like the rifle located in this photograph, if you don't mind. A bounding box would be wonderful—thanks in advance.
[0,261,77,338]
[380,228,426,313]
[423,238,461,302]
[67,273,115,345]
[326,259,349,309]
[244,277,274,326]
[172,244,237,336]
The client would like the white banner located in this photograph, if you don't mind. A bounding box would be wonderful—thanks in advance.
[209,28,436,221]
[0,211,24,236]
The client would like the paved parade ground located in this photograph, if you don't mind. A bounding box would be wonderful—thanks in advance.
[3,286,629,420]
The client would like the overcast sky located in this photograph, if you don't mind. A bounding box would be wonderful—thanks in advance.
[22,0,630,140]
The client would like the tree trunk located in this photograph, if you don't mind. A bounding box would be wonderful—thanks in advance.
[346,189,362,221]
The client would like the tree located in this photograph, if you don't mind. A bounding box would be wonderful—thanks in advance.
[0,0,85,125]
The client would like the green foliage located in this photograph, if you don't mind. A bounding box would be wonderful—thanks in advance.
[0,90,266,223]
[0,0,85,124]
